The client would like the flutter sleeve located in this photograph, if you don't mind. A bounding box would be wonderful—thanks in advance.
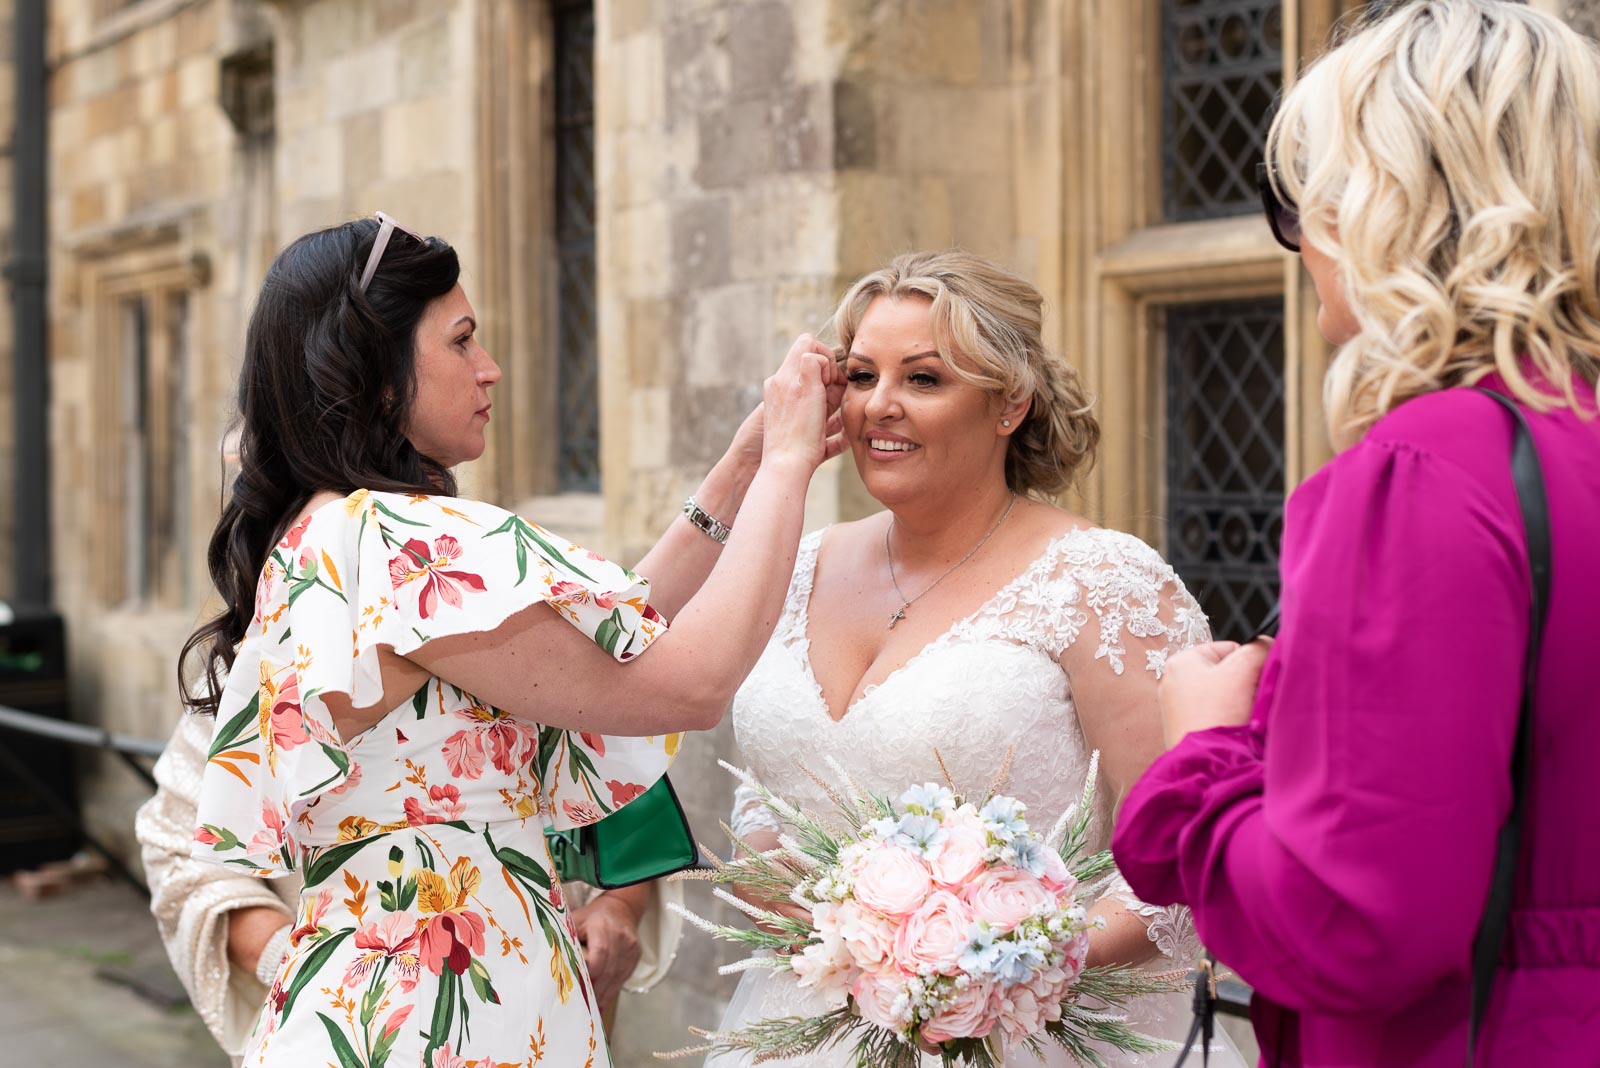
[1111,439,1527,1011]
[191,489,676,872]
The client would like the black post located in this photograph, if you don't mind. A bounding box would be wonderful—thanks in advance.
[9,0,50,607]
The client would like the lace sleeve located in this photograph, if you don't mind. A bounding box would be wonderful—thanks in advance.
[729,780,785,840]
[1055,528,1210,967]
[1051,527,1211,676]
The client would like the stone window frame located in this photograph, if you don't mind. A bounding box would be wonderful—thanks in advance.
[1068,0,1357,546]
[79,238,209,609]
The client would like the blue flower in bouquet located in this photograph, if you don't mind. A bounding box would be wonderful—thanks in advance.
[979,796,1028,841]
[866,816,900,840]
[890,813,949,858]
[990,936,1049,985]
[958,921,1002,975]
[1003,833,1051,877]
[898,782,956,817]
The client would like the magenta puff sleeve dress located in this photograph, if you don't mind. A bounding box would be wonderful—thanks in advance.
[1112,379,1600,1067]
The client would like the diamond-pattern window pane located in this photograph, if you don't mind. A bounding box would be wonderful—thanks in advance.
[555,0,599,491]
[1162,0,1283,221]
[1165,299,1285,641]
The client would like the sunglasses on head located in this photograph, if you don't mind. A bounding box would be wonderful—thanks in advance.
[1256,161,1302,253]
[357,211,425,292]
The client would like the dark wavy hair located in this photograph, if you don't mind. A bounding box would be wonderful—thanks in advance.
[180,218,462,716]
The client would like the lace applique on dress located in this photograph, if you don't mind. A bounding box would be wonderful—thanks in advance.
[727,524,1211,973]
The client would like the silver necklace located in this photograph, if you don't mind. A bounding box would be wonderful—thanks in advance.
[884,493,1018,630]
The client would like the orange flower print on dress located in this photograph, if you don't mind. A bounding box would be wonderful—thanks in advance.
[388,534,487,619]
[417,857,489,977]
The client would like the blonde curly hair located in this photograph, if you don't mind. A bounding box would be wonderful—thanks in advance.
[829,250,1099,497]
[1267,0,1600,449]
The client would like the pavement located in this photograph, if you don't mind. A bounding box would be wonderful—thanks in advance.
[0,874,228,1067]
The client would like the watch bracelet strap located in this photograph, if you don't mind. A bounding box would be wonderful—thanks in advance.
[683,495,732,544]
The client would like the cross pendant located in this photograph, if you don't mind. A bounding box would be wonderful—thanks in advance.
[887,605,908,630]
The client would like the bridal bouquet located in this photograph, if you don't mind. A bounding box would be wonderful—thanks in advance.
[663,754,1181,1067]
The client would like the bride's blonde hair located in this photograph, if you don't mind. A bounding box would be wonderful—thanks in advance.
[830,250,1099,497]
[1267,0,1600,449]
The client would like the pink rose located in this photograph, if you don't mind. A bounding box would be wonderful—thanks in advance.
[835,901,897,972]
[852,844,934,918]
[922,977,998,1043]
[791,902,856,1003]
[962,867,1057,932]
[996,970,1068,1044]
[893,890,974,976]
[1057,929,1090,978]
[850,969,909,1031]
[928,814,989,887]
[1037,847,1075,896]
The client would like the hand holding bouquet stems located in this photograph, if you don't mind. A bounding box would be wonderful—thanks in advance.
[658,753,1185,1067]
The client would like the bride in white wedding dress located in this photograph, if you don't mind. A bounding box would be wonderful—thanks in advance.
[704,251,1246,1067]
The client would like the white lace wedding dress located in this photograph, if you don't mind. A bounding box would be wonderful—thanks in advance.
[704,526,1248,1067]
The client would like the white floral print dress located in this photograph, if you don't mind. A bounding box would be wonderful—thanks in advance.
[191,490,678,1068]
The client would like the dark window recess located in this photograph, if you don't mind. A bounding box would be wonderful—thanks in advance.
[554,0,600,491]
[1165,299,1286,641]
[1161,0,1283,221]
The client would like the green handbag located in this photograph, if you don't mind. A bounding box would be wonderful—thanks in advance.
[543,776,700,889]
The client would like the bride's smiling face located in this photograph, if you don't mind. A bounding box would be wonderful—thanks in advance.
[843,295,1010,507]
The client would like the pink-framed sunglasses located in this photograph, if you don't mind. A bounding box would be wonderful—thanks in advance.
[357,211,425,292]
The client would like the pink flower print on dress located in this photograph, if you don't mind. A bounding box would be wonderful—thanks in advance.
[343,913,423,992]
[606,779,645,807]
[578,732,606,757]
[404,783,467,826]
[547,580,617,611]
[267,670,310,752]
[441,704,539,779]
[280,513,312,551]
[387,534,487,619]
[430,1042,466,1068]
[246,798,288,857]
[562,799,604,825]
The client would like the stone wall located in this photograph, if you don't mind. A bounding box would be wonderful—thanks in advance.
[46,0,282,837]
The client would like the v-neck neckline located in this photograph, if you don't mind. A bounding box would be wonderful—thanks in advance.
[792,524,1094,724]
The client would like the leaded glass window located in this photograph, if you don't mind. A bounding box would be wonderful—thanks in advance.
[1161,0,1284,220]
[1165,299,1285,641]
[555,0,599,490]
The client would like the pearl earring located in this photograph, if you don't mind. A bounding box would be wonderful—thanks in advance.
[1001,419,1012,427]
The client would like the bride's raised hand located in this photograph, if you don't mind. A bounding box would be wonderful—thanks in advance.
[760,334,843,473]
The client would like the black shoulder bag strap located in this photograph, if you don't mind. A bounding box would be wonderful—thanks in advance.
[1466,389,1551,1067]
